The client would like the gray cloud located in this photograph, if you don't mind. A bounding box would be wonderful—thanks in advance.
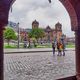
[9,0,74,37]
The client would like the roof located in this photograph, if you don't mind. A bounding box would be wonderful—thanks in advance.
[55,22,62,26]
[45,25,52,32]
[32,20,39,25]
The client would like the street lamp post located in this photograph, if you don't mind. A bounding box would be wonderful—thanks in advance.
[17,22,20,48]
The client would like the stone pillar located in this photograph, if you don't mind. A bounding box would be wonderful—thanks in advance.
[0,0,16,80]
[75,29,80,80]
[0,27,4,80]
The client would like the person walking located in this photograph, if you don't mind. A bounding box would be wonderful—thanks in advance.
[62,43,65,56]
[60,34,66,56]
[57,42,62,56]
[52,42,56,55]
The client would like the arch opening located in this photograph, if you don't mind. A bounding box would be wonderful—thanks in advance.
[1,0,80,80]
[5,0,75,79]
[59,0,78,31]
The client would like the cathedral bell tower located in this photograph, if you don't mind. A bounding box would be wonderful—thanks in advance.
[55,22,62,42]
[32,20,39,29]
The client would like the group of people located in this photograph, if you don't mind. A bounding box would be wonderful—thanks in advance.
[52,41,65,56]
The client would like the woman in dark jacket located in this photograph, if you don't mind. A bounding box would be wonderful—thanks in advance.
[52,42,56,55]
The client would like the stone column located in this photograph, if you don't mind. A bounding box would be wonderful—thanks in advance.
[0,1,16,80]
[75,29,80,80]
[0,27,4,80]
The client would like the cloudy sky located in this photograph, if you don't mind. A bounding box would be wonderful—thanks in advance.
[9,0,74,37]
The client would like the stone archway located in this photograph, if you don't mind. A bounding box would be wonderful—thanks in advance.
[59,0,80,80]
[59,0,78,31]
[0,0,80,80]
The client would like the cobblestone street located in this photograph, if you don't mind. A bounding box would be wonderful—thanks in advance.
[4,51,76,80]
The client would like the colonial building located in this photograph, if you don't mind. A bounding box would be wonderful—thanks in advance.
[32,20,63,43]
[7,20,64,43]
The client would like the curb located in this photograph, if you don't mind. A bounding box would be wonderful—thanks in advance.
[4,49,75,54]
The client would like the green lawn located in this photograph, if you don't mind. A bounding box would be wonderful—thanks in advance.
[4,43,23,48]
[4,43,75,49]
[66,44,75,48]
[37,45,75,48]
[4,44,17,48]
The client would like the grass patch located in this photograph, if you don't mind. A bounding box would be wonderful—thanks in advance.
[36,45,47,48]
[4,45,17,48]
[36,44,75,48]
[66,44,75,48]
[4,43,75,49]
[36,44,52,48]
[4,43,25,49]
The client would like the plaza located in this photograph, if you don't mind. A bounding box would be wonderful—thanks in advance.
[4,49,75,80]
[0,0,80,80]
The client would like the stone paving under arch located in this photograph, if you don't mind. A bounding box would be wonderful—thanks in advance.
[4,51,76,80]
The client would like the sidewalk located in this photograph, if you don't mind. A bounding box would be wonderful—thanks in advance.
[4,48,75,54]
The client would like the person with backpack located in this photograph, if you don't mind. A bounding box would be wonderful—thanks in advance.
[57,42,62,56]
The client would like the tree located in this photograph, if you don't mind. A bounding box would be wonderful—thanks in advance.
[4,27,17,45]
[39,28,45,40]
[28,28,45,45]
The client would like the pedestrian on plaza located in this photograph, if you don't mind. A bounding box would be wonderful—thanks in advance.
[62,43,65,56]
[60,34,66,56]
[52,42,56,55]
[57,42,62,56]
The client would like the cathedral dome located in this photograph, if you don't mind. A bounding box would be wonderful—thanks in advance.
[32,20,39,25]
[55,22,62,27]
[55,22,62,31]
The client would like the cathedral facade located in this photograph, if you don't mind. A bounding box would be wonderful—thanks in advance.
[17,20,64,43]
[32,20,63,43]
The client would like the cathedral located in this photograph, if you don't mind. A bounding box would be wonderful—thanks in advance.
[31,20,63,43]
[18,20,65,43]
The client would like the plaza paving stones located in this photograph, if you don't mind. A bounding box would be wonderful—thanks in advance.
[4,51,76,80]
